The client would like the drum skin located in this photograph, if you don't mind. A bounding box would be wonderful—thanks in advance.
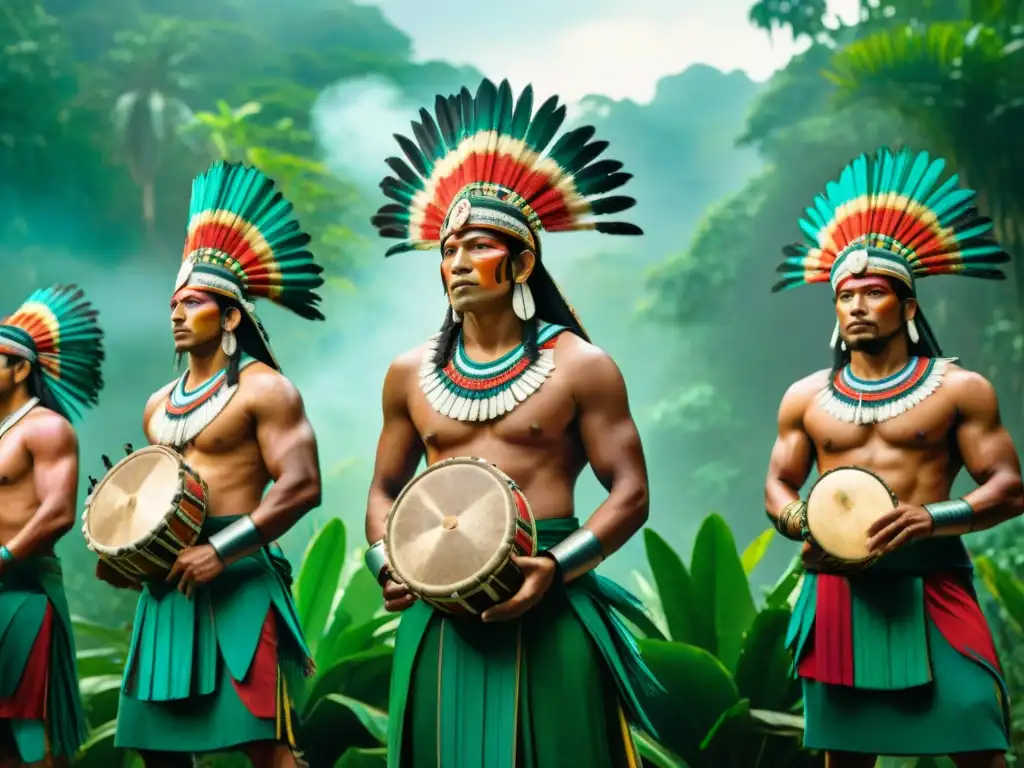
[385,456,537,617]
[804,465,898,574]
[83,445,208,582]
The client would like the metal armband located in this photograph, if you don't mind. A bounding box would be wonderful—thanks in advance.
[772,500,808,541]
[542,528,605,583]
[207,515,263,562]
[365,540,389,585]
[924,499,975,533]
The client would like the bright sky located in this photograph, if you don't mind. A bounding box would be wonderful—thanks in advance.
[379,0,860,102]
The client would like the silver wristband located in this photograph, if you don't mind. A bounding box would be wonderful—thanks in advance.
[365,540,389,585]
[925,499,976,532]
[543,528,605,583]
[207,515,262,563]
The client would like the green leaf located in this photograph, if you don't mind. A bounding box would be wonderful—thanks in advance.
[71,615,131,650]
[749,708,805,737]
[313,694,388,743]
[698,698,755,758]
[73,719,119,768]
[975,554,1024,632]
[295,517,347,652]
[632,728,692,768]
[764,554,804,610]
[336,564,384,629]
[301,688,390,765]
[335,747,388,768]
[690,514,758,673]
[741,528,775,575]
[639,639,740,765]
[733,608,797,711]
[317,614,396,671]
[76,647,127,678]
[302,645,394,717]
[643,529,711,649]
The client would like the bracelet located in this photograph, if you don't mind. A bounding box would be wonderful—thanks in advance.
[207,515,263,563]
[772,500,808,541]
[0,546,14,564]
[541,528,604,583]
[365,540,389,585]
[924,499,975,532]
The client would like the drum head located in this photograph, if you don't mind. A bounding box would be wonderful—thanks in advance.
[86,446,181,549]
[387,458,517,596]
[805,467,896,561]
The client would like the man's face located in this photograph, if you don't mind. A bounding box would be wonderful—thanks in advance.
[835,276,910,351]
[170,288,222,353]
[0,354,29,400]
[441,228,518,314]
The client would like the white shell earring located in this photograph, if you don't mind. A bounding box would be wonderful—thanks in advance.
[513,282,535,321]
[221,329,237,356]
[907,318,920,343]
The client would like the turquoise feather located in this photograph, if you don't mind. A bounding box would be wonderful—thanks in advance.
[772,147,1010,293]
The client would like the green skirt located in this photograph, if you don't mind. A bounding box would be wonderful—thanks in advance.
[387,517,663,768]
[115,517,311,754]
[0,555,86,762]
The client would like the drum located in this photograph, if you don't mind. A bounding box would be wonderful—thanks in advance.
[82,445,208,582]
[803,465,898,574]
[385,456,538,616]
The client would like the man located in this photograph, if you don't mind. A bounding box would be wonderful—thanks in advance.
[765,147,1023,768]
[0,284,103,765]
[365,77,663,768]
[95,161,324,768]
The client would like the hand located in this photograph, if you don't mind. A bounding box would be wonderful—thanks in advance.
[95,559,141,591]
[800,539,830,572]
[166,545,225,599]
[383,575,417,613]
[480,555,556,623]
[866,504,934,555]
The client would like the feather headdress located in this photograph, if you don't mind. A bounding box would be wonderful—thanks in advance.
[0,285,104,421]
[175,161,325,369]
[370,77,643,257]
[773,147,1009,295]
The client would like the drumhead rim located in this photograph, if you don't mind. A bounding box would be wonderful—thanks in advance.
[83,446,205,555]
[805,464,897,565]
[385,456,536,597]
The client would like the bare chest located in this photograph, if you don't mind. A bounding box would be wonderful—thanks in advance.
[0,438,31,487]
[409,372,578,456]
[806,391,957,455]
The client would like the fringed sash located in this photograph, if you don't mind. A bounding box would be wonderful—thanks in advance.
[122,516,311,703]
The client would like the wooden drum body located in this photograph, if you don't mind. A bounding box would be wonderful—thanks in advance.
[83,445,208,582]
[385,456,538,616]
[804,465,898,574]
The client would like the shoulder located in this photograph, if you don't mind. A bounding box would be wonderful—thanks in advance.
[941,362,999,414]
[388,342,429,379]
[784,369,830,402]
[553,333,627,399]
[239,362,303,410]
[777,369,829,422]
[22,408,77,455]
[144,380,176,414]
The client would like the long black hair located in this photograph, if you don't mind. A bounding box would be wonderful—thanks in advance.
[3,357,67,419]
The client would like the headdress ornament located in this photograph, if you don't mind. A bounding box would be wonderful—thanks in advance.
[369,77,643,257]
[0,285,104,421]
[175,161,325,370]
[773,147,1009,296]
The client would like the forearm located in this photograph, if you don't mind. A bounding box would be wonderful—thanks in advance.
[933,472,1024,536]
[365,485,395,545]
[209,469,321,565]
[545,479,648,584]
[764,476,807,541]
[4,504,75,560]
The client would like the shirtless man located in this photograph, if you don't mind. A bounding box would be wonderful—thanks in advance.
[765,147,1022,767]
[95,162,324,768]
[364,77,663,768]
[0,284,102,766]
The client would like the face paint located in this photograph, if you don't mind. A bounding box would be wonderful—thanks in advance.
[170,288,222,351]
[441,229,517,312]
[834,276,907,349]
